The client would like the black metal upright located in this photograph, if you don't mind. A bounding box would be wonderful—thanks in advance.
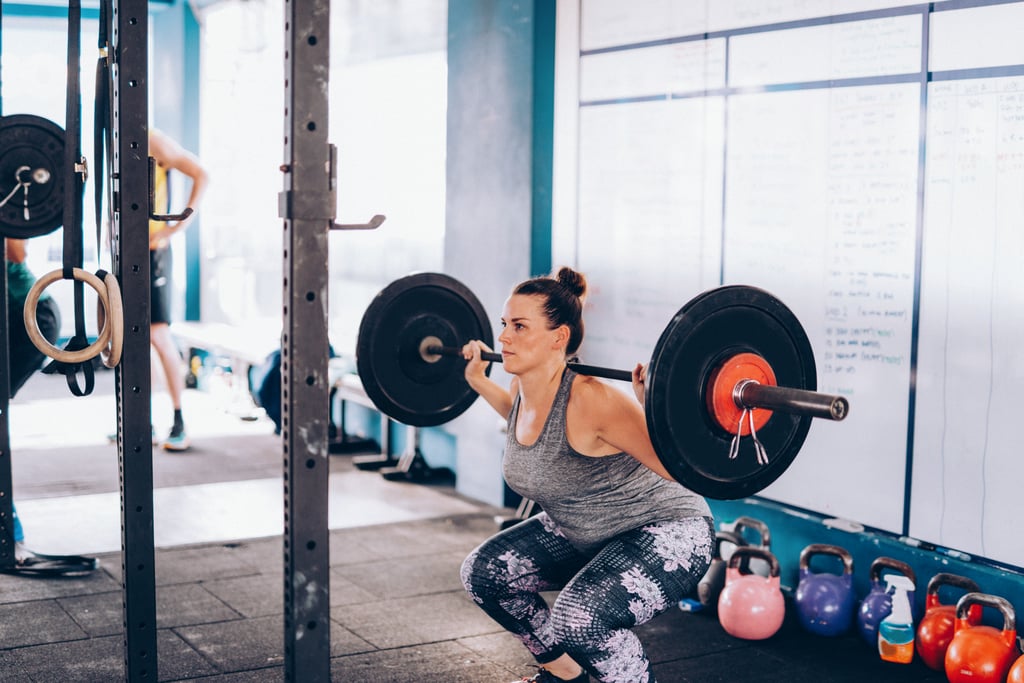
[0,0,15,573]
[280,0,332,679]
[109,0,158,679]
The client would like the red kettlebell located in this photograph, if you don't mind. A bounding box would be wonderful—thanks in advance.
[794,543,855,637]
[732,516,772,577]
[697,530,746,611]
[1009,654,1024,683]
[945,592,1019,683]
[717,546,785,641]
[915,572,982,670]
[857,557,916,647]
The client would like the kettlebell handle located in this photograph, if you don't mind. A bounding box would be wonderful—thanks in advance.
[869,556,916,586]
[727,546,780,577]
[956,592,1017,631]
[732,516,771,549]
[799,543,854,574]
[715,531,746,555]
[928,572,980,599]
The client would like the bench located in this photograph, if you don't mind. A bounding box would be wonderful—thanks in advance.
[332,374,452,482]
[171,321,280,417]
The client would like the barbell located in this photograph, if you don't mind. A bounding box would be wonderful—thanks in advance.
[355,272,849,500]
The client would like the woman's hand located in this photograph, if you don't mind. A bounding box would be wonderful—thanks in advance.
[462,339,494,388]
[462,339,513,418]
[632,362,647,406]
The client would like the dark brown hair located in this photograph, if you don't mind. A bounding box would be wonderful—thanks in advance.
[513,267,587,356]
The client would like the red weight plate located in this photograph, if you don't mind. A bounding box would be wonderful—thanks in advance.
[707,352,776,435]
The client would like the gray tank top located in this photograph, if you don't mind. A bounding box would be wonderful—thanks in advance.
[503,368,712,553]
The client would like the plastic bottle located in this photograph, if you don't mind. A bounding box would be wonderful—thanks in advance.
[878,574,916,663]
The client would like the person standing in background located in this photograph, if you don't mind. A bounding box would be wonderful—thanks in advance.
[4,237,62,561]
[147,128,208,451]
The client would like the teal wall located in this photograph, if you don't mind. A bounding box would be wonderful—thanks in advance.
[443,0,557,507]
[150,0,202,321]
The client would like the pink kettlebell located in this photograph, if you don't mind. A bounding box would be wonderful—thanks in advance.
[718,546,785,640]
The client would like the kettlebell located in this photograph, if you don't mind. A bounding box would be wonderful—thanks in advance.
[856,557,916,647]
[717,546,785,641]
[732,516,772,577]
[915,572,982,670]
[1008,654,1024,683]
[945,592,1019,683]
[794,543,855,636]
[697,530,746,611]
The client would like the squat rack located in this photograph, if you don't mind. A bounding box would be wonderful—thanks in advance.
[1,0,364,678]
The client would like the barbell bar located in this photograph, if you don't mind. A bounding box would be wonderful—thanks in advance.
[356,272,851,499]
[422,343,848,422]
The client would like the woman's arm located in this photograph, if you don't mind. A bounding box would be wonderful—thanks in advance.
[5,238,27,263]
[570,375,677,481]
[148,128,209,246]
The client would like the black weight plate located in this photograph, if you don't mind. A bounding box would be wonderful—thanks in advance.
[645,285,816,500]
[357,272,493,427]
[0,115,65,239]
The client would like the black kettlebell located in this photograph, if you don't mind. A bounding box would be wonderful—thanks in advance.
[698,530,747,610]
[733,516,772,577]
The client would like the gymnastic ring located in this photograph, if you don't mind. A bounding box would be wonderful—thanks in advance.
[23,267,112,364]
[96,271,123,368]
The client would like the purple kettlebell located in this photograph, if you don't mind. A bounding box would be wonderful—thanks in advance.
[795,543,856,637]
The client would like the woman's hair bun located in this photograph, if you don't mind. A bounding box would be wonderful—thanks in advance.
[555,266,587,301]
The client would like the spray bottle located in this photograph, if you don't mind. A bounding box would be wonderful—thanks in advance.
[878,574,916,663]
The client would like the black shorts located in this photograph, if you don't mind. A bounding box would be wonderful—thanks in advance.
[8,295,61,398]
[150,247,173,325]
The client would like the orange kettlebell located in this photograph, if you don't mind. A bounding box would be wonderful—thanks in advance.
[1010,654,1024,683]
[916,572,982,670]
[944,592,1019,683]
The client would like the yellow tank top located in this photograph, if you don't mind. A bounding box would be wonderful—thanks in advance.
[149,161,168,247]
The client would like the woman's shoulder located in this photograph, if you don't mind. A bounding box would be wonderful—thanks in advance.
[568,371,629,409]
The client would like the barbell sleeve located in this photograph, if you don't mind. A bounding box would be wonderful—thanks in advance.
[734,380,848,421]
[427,344,849,421]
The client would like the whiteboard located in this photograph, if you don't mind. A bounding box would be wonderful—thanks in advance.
[722,84,920,530]
[576,98,725,367]
[911,76,1024,568]
[559,0,1024,567]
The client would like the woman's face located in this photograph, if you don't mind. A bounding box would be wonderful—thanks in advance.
[498,294,564,375]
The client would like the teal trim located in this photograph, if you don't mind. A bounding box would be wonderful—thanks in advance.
[530,0,555,277]
[3,0,170,17]
[2,4,99,18]
[183,3,201,321]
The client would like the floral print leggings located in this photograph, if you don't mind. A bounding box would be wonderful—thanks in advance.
[460,513,714,683]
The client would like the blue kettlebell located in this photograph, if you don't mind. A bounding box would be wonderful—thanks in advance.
[795,543,856,636]
[857,557,917,647]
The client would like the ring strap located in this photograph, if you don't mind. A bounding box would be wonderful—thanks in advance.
[46,0,96,397]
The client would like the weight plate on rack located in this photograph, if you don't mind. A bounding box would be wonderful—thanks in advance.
[0,114,66,239]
